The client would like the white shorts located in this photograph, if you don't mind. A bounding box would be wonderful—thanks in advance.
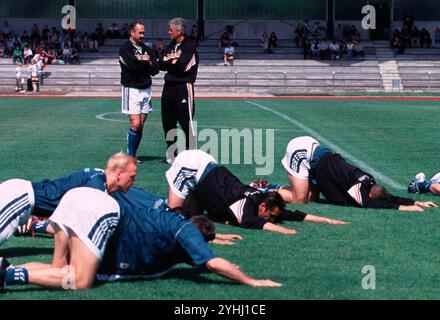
[430,172,440,185]
[49,187,120,260]
[0,179,35,246]
[121,86,153,115]
[166,150,217,199]
[281,136,319,180]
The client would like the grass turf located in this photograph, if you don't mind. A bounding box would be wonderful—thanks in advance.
[0,97,439,300]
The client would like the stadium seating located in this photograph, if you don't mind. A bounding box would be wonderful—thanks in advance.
[0,38,438,94]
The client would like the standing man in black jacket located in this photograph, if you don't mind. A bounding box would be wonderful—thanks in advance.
[119,21,159,159]
[159,18,199,164]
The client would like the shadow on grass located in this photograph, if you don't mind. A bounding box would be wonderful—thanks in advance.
[0,247,53,258]
[95,267,235,287]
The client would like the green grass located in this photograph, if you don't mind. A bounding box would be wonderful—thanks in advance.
[0,97,439,300]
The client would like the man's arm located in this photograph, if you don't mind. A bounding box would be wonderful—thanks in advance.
[304,214,348,224]
[119,44,152,73]
[262,222,297,235]
[205,257,282,287]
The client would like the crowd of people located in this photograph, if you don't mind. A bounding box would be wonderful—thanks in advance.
[295,21,365,60]
[391,12,437,54]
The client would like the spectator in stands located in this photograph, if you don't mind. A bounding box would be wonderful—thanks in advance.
[350,25,360,42]
[392,35,405,54]
[107,23,120,39]
[346,40,354,59]
[89,31,99,52]
[20,31,30,48]
[403,11,414,31]
[36,57,44,85]
[329,40,340,60]
[154,38,165,58]
[190,24,199,45]
[218,31,230,49]
[260,32,269,53]
[69,46,80,64]
[28,59,39,92]
[294,23,305,47]
[334,24,343,41]
[223,42,235,66]
[73,31,83,52]
[319,38,329,60]
[41,25,50,42]
[303,38,312,59]
[95,23,105,45]
[62,45,70,64]
[268,31,278,54]
[12,45,23,64]
[411,26,420,48]
[435,27,440,48]
[121,23,130,38]
[0,43,5,57]
[30,24,40,43]
[420,28,432,48]
[402,25,411,48]
[23,46,33,64]
[310,39,320,60]
[46,48,56,64]
[14,62,25,93]
[1,20,11,39]
[353,41,365,58]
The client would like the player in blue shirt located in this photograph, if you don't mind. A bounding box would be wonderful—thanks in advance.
[97,194,282,287]
[1,152,138,245]
[1,187,280,291]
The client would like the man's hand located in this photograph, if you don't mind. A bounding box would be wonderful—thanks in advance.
[251,280,283,287]
[399,205,424,212]
[415,201,438,208]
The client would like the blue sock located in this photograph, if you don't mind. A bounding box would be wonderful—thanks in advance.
[127,128,141,157]
[5,268,29,286]
[133,130,143,156]
[418,181,432,193]
[32,220,49,234]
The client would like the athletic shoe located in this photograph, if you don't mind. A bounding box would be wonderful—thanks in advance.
[408,173,426,193]
[0,257,11,292]
[429,172,440,185]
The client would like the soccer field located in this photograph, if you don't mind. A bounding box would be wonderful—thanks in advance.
[0,97,439,300]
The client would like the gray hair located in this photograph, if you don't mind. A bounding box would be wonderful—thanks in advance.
[169,18,187,35]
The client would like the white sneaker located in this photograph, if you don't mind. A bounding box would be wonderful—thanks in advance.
[429,172,440,184]
[415,172,426,184]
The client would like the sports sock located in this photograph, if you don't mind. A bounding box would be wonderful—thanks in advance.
[127,128,141,157]
[5,268,29,286]
[133,129,143,156]
[417,181,432,193]
[31,220,49,234]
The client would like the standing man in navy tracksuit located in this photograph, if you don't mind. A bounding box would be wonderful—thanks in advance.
[159,18,199,164]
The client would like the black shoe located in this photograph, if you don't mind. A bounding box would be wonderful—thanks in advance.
[0,257,11,292]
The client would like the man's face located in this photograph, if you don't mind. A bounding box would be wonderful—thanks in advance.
[257,203,280,223]
[130,24,145,43]
[168,24,181,40]
[116,163,137,192]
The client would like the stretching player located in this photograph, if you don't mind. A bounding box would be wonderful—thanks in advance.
[277,136,437,211]
[98,191,282,287]
[1,152,137,244]
[408,172,440,196]
[166,150,347,235]
[119,21,159,159]
[1,187,121,291]
[1,188,280,290]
